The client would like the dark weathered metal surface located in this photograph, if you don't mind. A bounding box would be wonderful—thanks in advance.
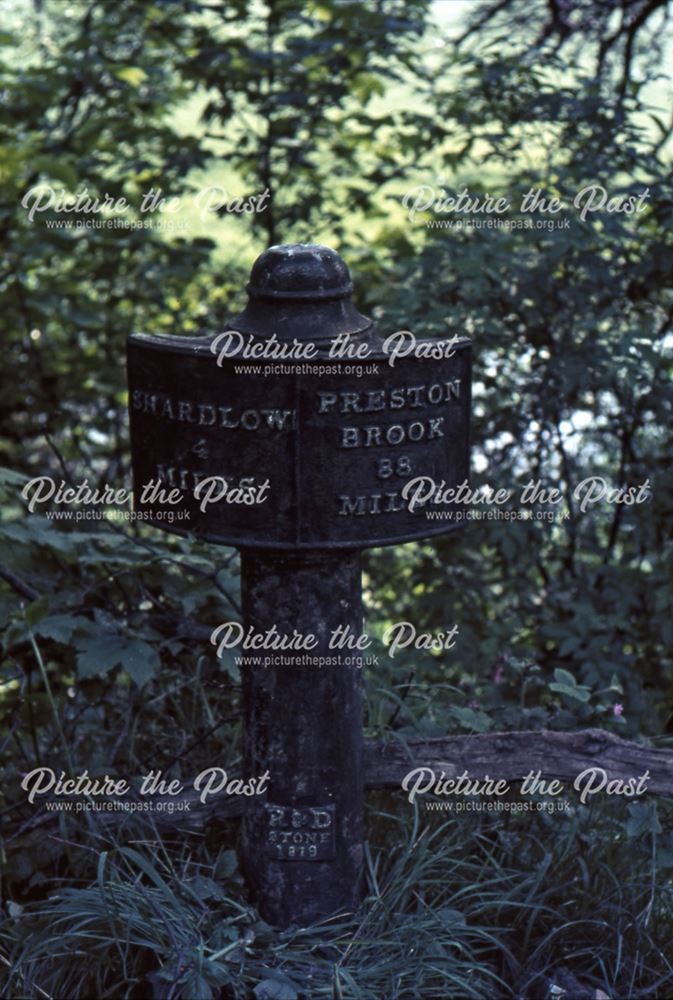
[126,243,472,928]
[127,244,470,549]
[239,548,363,925]
[127,338,469,548]
[234,242,371,342]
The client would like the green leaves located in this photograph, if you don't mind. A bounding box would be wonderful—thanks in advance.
[449,705,494,732]
[75,635,159,685]
[625,801,661,838]
[549,668,592,703]
[25,596,49,628]
[114,67,148,88]
[35,613,91,644]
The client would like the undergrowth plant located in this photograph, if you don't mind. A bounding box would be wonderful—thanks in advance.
[2,790,673,999]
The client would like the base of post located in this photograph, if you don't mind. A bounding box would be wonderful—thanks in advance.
[239,548,364,927]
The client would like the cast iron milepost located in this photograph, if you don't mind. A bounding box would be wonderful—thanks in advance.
[127,244,471,926]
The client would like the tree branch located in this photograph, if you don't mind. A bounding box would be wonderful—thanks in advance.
[0,564,40,602]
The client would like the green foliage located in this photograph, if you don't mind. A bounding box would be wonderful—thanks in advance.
[3,797,673,998]
[0,0,230,474]
[1,0,673,995]
[180,0,431,245]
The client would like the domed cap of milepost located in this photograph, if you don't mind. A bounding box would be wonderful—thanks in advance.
[228,243,372,342]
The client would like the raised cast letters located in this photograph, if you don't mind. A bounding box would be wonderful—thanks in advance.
[317,380,460,415]
[264,803,336,861]
[132,390,295,431]
[337,493,406,516]
[340,416,445,449]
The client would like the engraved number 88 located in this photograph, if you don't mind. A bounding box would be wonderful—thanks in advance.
[377,456,412,479]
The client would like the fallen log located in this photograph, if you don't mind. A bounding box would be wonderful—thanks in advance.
[197,727,673,827]
[33,728,673,834]
[363,727,673,793]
